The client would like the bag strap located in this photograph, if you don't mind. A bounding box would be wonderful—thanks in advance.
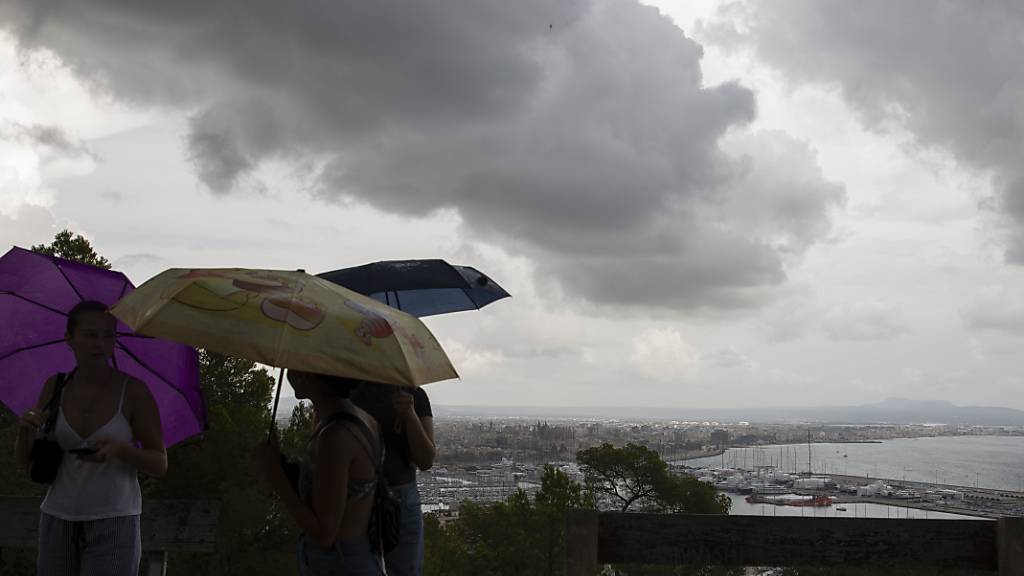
[312,410,383,475]
[42,370,74,434]
[317,410,391,575]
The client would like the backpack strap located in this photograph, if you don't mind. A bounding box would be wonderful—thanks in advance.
[312,410,383,474]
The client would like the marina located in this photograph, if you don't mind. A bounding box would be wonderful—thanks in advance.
[678,436,1024,519]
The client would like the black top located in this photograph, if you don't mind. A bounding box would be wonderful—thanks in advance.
[350,385,432,486]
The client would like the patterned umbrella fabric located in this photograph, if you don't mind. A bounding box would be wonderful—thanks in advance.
[110,267,458,388]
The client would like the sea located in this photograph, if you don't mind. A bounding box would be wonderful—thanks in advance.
[722,494,985,520]
[680,435,1024,519]
[681,436,1024,492]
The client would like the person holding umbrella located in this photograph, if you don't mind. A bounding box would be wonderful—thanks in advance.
[251,371,382,576]
[14,301,168,576]
[111,266,461,575]
[319,258,510,576]
[350,384,434,576]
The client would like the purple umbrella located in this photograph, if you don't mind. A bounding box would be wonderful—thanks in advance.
[0,246,205,447]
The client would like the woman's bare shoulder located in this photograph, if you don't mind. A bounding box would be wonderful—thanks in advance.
[120,374,157,411]
[34,374,61,408]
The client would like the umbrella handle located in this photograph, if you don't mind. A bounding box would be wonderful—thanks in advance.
[268,367,285,442]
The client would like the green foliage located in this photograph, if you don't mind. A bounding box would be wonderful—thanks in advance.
[0,411,44,496]
[576,443,727,514]
[30,230,111,269]
[655,473,732,515]
[423,513,470,575]
[143,351,309,576]
[424,465,597,576]
[280,400,314,459]
[572,444,734,575]
[423,455,735,576]
[0,411,44,575]
[577,442,664,512]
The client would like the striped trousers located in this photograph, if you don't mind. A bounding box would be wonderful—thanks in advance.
[37,512,141,576]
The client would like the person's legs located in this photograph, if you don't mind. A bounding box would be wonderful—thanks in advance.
[78,515,141,576]
[383,483,423,576]
[299,536,379,576]
[37,512,80,576]
[338,539,381,576]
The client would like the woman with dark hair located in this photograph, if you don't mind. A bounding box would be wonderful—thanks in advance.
[252,371,382,576]
[14,300,167,576]
[351,384,434,576]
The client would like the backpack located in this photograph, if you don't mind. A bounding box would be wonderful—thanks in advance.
[317,410,402,559]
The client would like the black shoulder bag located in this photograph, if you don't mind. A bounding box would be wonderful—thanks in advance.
[321,410,402,557]
[30,371,72,484]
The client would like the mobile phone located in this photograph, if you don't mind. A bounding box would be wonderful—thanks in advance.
[69,446,98,455]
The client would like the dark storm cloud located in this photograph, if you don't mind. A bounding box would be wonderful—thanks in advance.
[704,0,1024,260]
[1,0,842,308]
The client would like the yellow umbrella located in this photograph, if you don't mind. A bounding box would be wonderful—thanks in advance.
[110,267,459,387]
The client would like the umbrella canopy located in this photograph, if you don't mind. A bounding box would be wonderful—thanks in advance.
[0,247,204,447]
[110,268,458,388]
[318,259,510,317]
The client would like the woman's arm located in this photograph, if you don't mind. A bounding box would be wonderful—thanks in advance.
[253,426,351,547]
[14,376,57,470]
[394,391,435,471]
[88,378,167,476]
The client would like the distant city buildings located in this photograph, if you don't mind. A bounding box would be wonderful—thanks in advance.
[418,417,1023,513]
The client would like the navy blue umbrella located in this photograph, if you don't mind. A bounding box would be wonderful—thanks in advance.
[317,259,510,317]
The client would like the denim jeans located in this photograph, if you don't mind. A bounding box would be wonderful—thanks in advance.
[297,536,380,576]
[382,483,423,576]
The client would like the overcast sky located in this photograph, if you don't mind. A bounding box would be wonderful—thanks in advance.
[2,0,1023,410]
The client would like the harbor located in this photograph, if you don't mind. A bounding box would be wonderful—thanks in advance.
[680,464,1024,519]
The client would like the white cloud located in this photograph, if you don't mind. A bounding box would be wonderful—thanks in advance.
[0,204,57,249]
[0,0,848,310]
[823,302,906,342]
[962,285,1024,337]
[439,338,506,377]
[703,347,751,369]
[703,0,1024,261]
[629,327,699,381]
[4,3,1024,411]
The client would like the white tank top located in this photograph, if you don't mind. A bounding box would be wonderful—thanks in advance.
[40,375,142,521]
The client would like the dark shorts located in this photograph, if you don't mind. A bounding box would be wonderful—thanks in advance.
[37,512,141,576]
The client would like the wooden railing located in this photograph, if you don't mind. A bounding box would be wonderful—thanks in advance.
[566,510,1024,575]
[0,496,220,576]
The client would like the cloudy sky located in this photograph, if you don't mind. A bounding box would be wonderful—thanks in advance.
[2,0,1023,410]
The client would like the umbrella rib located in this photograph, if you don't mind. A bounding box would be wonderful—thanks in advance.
[113,342,193,407]
[0,292,70,317]
[52,261,86,302]
[0,339,66,363]
[117,278,131,300]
